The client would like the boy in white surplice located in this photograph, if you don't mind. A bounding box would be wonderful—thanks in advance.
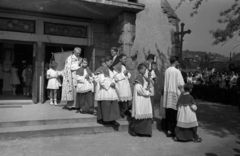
[75,58,96,115]
[131,63,153,137]
[96,56,121,127]
[113,54,132,118]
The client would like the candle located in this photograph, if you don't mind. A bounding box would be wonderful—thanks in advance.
[149,62,151,70]
[154,55,157,62]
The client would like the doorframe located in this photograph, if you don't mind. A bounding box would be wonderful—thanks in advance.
[0,40,36,102]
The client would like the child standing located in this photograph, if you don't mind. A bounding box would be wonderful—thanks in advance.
[174,83,202,142]
[75,58,96,114]
[47,62,59,105]
[131,63,153,137]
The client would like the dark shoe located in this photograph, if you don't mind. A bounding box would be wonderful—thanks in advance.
[89,110,97,115]
[192,138,202,143]
[79,109,87,114]
[166,131,173,137]
[68,107,74,111]
[120,112,125,118]
[124,110,131,117]
[110,121,120,127]
[131,130,137,136]
[173,137,179,142]
[97,120,107,125]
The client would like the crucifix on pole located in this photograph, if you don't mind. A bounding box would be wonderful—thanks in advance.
[174,23,191,64]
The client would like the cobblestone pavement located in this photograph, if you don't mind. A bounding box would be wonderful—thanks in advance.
[0,101,239,156]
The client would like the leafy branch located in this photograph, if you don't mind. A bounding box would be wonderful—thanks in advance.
[176,0,240,46]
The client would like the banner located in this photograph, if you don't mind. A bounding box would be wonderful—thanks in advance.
[53,51,72,71]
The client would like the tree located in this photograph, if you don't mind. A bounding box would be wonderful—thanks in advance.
[176,0,240,47]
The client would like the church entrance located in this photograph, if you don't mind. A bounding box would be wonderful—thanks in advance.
[0,41,34,101]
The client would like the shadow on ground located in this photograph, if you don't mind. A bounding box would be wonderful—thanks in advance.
[197,102,240,138]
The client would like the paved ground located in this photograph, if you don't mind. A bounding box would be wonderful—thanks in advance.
[0,101,240,156]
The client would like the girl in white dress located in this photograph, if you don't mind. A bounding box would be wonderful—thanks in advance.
[174,83,202,142]
[47,62,60,105]
[11,63,20,96]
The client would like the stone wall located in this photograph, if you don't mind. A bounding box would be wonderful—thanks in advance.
[109,12,137,86]
[92,23,110,68]
[132,0,177,101]
[109,12,136,57]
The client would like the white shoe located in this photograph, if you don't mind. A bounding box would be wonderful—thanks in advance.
[54,100,57,106]
[50,100,53,105]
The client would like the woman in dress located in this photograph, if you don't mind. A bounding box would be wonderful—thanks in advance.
[11,63,20,96]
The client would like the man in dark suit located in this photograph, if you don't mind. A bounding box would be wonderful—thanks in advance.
[110,47,120,71]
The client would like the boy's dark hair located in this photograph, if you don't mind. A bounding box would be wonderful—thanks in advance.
[82,58,88,63]
[100,58,105,64]
[184,83,193,92]
[105,56,112,62]
[49,61,58,69]
[111,47,118,52]
[138,63,147,71]
[147,54,155,61]
[119,54,127,59]
[170,56,178,64]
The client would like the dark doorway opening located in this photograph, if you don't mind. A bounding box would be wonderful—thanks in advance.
[14,44,34,95]
[0,42,33,100]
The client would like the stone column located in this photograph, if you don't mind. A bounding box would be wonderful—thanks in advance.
[109,12,137,88]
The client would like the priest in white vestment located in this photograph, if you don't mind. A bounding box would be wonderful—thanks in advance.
[163,56,184,137]
[61,47,82,110]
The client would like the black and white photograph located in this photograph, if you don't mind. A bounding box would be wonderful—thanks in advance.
[0,0,239,156]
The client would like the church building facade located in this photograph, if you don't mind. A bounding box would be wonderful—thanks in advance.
[0,0,180,103]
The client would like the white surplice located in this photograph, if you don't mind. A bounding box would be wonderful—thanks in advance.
[113,65,132,101]
[163,66,184,110]
[132,77,153,119]
[97,69,119,101]
[76,69,94,93]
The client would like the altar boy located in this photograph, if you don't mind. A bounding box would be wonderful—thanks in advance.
[75,58,96,115]
[113,54,132,118]
[131,63,153,137]
[96,56,121,126]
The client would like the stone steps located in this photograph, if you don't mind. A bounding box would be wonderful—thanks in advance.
[0,120,129,140]
[0,116,97,128]
[0,113,132,140]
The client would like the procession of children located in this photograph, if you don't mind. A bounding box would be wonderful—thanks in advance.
[46,47,201,142]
